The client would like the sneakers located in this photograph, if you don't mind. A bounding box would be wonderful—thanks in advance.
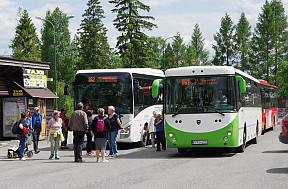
[102,159,109,163]
[20,157,26,161]
[156,149,161,152]
[55,156,60,160]
[108,154,113,157]
[35,150,40,154]
[86,152,93,156]
[49,155,54,160]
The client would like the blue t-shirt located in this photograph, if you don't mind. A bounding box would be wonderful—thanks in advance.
[154,118,164,132]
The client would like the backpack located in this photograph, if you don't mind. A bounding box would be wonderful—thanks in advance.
[96,117,107,132]
[12,121,20,134]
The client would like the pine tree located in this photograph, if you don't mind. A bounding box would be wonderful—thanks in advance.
[78,0,111,70]
[41,7,76,91]
[10,9,40,61]
[190,23,209,65]
[234,13,252,72]
[172,33,186,67]
[150,36,165,69]
[212,13,235,66]
[109,0,157,68]
[185,45,197,66]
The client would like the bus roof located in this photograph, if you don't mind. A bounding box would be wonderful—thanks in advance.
[165,66,259,83]
[76,68,164,77]
[258,79,277,88]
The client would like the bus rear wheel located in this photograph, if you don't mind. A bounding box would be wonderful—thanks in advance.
[236,130,246,153]
[178,148,188,154]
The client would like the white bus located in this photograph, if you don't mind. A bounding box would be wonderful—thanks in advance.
[73,68,164,145]
[152,66,262,153]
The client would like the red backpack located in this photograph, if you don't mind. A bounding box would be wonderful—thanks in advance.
[96,116,107,132]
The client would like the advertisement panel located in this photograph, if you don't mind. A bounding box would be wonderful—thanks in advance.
[23,68,47,88]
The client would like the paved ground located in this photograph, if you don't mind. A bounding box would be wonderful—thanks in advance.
[0,122,287,189]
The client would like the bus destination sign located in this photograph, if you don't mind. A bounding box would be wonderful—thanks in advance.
[181,78,218,86]
[88,77,118,83]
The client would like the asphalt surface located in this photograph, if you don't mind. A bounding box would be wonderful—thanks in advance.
[0,122,287,189]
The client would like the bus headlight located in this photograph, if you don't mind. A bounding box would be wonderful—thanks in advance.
[227,132,232,136]
[224,137,228,142]
[169,133,173,137]
[172,138,176,143]
[120,125,131,139]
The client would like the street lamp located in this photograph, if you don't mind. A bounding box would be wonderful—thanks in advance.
[163,35,179,71]
[36,15,74,109]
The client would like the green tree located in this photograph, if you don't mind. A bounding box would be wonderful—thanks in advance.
[109,0,157,68]
[172,33,186,67]
[150,36,165,69]
[234,13,252,72]
[252,1,275,81]
[41,7,76,92]
[190,23,209,65]
[10,9,40,61]
[213,13,235,66]
[77,0,111,70]
[185,45,197,66]
[163,43,174,69]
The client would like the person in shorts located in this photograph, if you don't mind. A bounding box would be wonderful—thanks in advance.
[91,108,111,163]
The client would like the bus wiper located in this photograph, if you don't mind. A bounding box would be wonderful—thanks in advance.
[172,113,179,117]
[206,106,225,117]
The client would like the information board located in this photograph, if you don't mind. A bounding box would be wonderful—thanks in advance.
[23,68,48,88]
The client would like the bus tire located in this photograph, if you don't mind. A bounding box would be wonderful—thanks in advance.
[271,117,276,130]
[178,148,188,154]
[236,128,246,153]
[251,123,259,144]
[261,120,266,135]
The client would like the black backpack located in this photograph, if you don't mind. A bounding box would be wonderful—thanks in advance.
[12,121,20,134]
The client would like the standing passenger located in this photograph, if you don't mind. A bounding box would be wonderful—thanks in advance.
[148,111,157,148]
[47,111,63,160]
[60,108,69,149]
[107,106,125,157]
[18,112,29,161]
[69,103,89,162]
[91,108,111,162]
[86,110,94,156]
[154,114,166,152]
[31,107,43,154]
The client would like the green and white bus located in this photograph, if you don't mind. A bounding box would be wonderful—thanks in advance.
[152,66,262,153]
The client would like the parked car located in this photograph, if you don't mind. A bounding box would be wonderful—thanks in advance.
[279,115,288,144]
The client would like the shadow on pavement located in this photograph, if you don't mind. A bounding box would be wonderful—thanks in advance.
[262,150,288,154]
[266,167,288,174]
[117,147,236,159]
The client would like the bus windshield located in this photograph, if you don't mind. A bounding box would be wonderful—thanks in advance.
[165,76,237,114]
[75,72,133,114]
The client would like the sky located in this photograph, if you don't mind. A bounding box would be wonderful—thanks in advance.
[1,0,288,57]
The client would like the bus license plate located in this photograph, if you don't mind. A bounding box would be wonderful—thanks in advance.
[192,140,208,145]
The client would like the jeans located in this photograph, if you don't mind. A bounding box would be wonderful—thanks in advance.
[17,135,27,158]
[108,131,118,156]
[32,128,41,152]
[73,131,85,161]
[50,134,60,157]
[86,131,92,153]
[156,131,166,151]
[61,128,68,147]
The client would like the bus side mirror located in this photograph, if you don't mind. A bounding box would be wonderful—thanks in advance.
[152,79,164,98]
[64,85,69,95]
[236,76,246,93]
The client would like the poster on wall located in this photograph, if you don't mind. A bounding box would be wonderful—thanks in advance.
[23,68,47,88]
[2,97,26,137]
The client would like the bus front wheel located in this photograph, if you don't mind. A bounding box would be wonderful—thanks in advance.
[178,148,188,154]
[236,129,246,153]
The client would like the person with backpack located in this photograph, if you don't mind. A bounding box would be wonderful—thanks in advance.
[91,108,111,163]
[107,106,125,157]
[31,107,43,154]
[68,102,89,162]
[17,112,29,161]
